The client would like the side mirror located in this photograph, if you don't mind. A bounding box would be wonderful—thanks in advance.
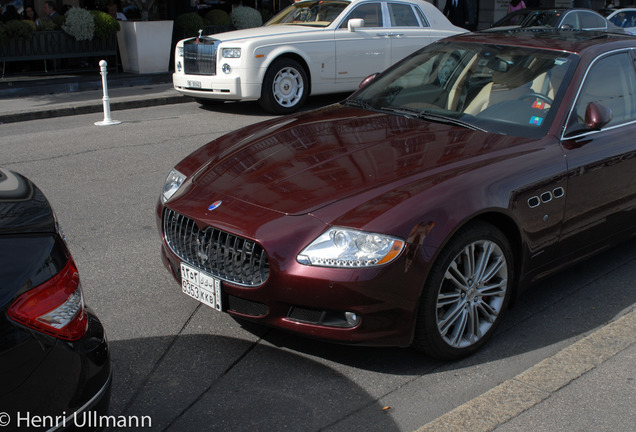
[359,73,379,88]
[585,101,613,131]
[348,18,364,32]
[563,102,613,144]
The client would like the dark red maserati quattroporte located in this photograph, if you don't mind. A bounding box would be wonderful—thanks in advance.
[157,30,636,360]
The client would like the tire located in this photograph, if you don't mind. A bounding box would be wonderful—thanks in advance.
[413,221,514,360]
[259,58,308,114]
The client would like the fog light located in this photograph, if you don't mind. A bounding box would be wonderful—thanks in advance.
[345,312,360,327]
[222,63,231,74]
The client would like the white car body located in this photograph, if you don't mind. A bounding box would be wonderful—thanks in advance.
[607,8,636,35]
[173,0,466,113]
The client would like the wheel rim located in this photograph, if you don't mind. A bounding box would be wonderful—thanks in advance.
[272,66,304,108]
[436,240,508,349]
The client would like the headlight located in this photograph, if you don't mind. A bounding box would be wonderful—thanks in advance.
[161,169,186,204]
[222,48,241,58]
[297,227,404,268]
[177,46,184,57]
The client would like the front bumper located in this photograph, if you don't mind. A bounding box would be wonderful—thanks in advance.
[173,73,261,102]
[157,202,425,348]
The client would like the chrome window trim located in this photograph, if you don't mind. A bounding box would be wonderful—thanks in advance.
[415,4,431,27]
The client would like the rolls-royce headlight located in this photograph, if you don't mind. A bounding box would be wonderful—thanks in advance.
[161,169,186,204]
[297,228,404,268]
[222,48,241,58]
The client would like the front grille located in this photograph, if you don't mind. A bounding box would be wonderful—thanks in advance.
[163,209,270,287]
[184,39,218,76]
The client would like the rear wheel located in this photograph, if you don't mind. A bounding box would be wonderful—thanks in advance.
[413,221,513,360]
[259,58,308,114]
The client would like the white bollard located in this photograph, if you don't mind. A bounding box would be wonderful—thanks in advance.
[95,60,122,126]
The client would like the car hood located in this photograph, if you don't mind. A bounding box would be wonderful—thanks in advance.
[183,105,525,217]
[202,24,328,43]
[0,169,56,234]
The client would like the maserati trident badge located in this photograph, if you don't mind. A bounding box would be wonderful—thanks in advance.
[208,200,222,211]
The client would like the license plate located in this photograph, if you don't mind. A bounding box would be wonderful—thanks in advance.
[187,80,202,88]
[180,263,222,311]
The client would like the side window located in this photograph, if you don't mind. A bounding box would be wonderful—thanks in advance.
[572,53,636,128]
[560,12,578,29]
[340,3,384,28]
[388,3,420,27]
[580,12,607,30]
[611,11,636,28]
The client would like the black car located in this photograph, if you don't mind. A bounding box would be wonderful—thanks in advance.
[0,169,111,430]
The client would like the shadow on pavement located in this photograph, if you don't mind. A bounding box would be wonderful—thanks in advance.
[194,93,353,118]
[105,239,636,431]
[109,333,403,432]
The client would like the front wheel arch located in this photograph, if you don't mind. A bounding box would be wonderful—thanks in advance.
[261,53,311,93]
[412,220,516,360]
[259,55,311,114]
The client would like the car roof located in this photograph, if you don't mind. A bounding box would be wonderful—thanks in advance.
[607,8,636,17]
[447,29,636,54]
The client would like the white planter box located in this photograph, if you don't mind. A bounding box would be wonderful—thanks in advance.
[117,20,174,74]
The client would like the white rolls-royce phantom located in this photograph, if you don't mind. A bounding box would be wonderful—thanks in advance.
[173,0,466,113]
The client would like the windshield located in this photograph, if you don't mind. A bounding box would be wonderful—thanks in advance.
[266,0,350,27]
[347,41,578,138]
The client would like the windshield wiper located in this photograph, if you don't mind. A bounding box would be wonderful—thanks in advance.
[418,112,487,132]
[381,106,487,132]
[344,98,376,110]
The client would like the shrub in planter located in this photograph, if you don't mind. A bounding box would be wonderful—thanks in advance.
[37,18,59,31]
[52,14,66,29]
[91,10,120,40]
[62,7,95,41]
[4,19,34,40]
[23,20,37,32]
[175,12,204,38]
[205,9,231,26]
[230,6,262,30]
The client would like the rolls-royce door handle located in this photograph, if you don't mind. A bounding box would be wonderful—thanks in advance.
[376,33,404,38]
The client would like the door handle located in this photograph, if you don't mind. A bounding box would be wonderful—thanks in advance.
[376,33,404,38]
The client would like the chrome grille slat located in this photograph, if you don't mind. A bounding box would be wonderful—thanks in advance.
[184,39,218,76]
[163,209,269,287]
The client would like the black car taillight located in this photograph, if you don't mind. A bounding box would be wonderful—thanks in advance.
[8,257,88,341]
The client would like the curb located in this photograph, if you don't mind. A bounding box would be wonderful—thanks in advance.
[415,307,636,432]
[0,95,192,124]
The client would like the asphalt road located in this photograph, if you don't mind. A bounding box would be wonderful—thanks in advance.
[2,98,635,431]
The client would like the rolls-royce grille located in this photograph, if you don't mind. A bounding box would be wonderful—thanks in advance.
[184,39,218,76]
[163,209,269,287]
